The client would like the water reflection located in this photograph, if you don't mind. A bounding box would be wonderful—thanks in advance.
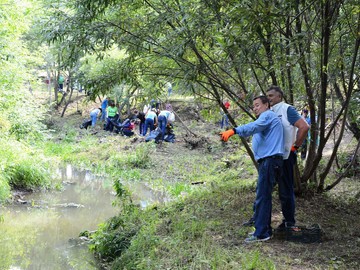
[1,165,117,270]
[127,182,170,208]
[0,165,167,270]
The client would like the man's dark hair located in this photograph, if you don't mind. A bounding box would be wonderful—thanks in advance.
[266,85,284,98]
[253,95,270,108]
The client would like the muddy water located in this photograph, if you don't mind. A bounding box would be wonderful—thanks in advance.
[0,165,166,270]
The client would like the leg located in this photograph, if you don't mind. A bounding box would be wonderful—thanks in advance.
[253,159,280,239]
[91,114,97,127]
[278,152,296,226]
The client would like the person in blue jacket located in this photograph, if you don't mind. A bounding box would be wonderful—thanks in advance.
[100,97,109,122]
[220,95,284,243]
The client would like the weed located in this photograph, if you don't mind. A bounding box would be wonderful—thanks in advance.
[3,161,51,190]
[125,143,155,169]
[0,174,10,202]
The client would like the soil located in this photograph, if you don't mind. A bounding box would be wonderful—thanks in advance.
[49,92,360,269]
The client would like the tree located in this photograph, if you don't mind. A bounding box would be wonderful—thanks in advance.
[40,0,360,192]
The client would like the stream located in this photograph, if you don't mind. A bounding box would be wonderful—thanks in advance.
[0,165,167,270]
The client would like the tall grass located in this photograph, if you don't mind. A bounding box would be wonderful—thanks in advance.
[3,161,51,190]
[0,175,11,202]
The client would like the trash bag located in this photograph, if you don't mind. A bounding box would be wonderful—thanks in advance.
[80,119,92,130]
[164,133,175,143]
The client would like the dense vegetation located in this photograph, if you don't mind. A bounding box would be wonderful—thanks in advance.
[0,0,359,269]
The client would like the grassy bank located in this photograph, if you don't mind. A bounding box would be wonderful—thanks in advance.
[42,101,359,269]
[3,90,359,269]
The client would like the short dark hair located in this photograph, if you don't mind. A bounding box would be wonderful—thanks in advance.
[266,85,284,98]
[253,95,270,108]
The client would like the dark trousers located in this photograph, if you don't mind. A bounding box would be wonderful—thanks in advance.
[278,152,296,226]
[158,115,167,140]
[253,157,283,238]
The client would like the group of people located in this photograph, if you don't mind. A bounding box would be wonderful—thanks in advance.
[134,103,175,142]
[85,97,175,141]
[220,85,310,243]
[84,97,135,136]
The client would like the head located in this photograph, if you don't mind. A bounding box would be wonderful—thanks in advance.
[302,109,308,116]
[266,85,284,106]
[252,96,270,117]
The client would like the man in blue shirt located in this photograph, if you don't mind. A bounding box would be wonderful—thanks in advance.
[221,96,284,242]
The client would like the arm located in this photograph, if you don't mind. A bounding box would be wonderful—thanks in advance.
[293,118,310,147]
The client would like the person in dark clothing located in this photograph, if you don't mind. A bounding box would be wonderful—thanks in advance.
[133,109,146,135]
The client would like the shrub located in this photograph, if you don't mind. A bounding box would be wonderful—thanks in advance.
[4,161,51,190]
[0,175,10,202]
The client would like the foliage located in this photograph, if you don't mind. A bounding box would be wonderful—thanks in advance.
[91,181,277,269]
[125,143,155,169]
[3,160,51,190]
[0,174,11,202]
[39,0,360,191]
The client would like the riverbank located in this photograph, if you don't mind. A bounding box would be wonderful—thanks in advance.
[37,92,359,270]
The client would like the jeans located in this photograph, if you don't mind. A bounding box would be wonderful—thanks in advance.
[139,122,145,135]
[143,118,154,136]
[158,115,167,140]
[253,157,283,239]
[105,115,118,131]
[100,109,107,121]
[90,112,98,127]
[278,151,296,226]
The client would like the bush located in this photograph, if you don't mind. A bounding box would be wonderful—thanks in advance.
[4,161,51,190]
[0,175,10,202]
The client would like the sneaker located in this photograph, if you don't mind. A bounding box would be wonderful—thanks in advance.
[242,217,255,227]
[244,235,270,243]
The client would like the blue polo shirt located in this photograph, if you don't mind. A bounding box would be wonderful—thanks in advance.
[234,110,284,161]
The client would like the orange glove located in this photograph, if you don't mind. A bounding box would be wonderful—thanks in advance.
[220,129,235,142]
[291,145,299,152]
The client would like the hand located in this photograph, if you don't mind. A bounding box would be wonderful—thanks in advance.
[220,129,235,142]
[291,145,299,153]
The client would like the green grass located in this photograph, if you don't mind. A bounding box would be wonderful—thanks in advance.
[3,160,51,190]
[91,180,275,270]
[0,174,10,202]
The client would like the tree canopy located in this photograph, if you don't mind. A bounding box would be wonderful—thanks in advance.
[22,0,360,192]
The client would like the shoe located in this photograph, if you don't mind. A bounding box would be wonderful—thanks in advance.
[274,222,295,233]
[242,217,255,227]
[244,235,270,243]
